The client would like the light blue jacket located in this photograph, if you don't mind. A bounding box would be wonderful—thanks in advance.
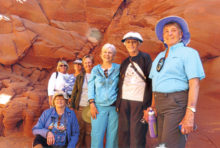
[32,107,79,148]
[88,63,120,106]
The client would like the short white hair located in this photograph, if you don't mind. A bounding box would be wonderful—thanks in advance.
[101,43,116,55]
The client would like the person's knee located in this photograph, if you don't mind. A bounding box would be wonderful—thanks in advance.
[33,144,43,148]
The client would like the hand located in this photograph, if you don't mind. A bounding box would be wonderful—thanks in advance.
[47,131,55,145]
[90,103,99,119]
[179,109,195,135]
[143,107,157,122]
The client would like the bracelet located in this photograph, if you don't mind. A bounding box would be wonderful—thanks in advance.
[187,106,196,113]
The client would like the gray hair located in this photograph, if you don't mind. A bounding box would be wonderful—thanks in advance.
[101,43,117,55]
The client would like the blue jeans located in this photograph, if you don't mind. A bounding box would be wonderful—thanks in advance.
[91,105,118,148]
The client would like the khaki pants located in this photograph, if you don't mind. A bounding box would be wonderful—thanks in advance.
[75,107,91,148]
[155,91,188,148]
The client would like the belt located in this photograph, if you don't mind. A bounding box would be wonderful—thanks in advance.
[154,90,188,97]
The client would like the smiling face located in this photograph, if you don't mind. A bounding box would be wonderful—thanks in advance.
[101,47,115,63]
[54,95,66,108]
[73,63,82,72]
[83,57,93,73]
[124,39,140,55]
[163,23,183,48]
[58,64,68,74]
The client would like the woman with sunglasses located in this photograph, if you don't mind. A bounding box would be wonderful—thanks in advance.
[70,55,94,148]
[48,60,71,107]
[147,16,205,148]
[88,43,120,148]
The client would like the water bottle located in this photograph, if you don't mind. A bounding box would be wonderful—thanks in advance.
[148,108,157,138]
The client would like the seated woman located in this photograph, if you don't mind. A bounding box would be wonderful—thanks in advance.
[32,91,79,148]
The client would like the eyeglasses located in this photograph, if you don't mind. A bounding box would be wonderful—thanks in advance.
[104,69,108,78]
[156,57,165,72]
[55,98,65,101]
[124,40,138,44]
[60,65,67,67]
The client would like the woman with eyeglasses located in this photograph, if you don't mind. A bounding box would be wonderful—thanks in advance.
[32,91,79,148]
[147,16,205,148]
[48,60,71,107]
[88,43,120,148]
[70,55,94,148]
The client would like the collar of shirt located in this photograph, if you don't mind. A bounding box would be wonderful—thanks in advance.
[129,50,141,60]
[98,63,116,77]
[163,42,184,58]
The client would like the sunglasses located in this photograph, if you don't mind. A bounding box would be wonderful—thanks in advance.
[58,116,62,127]
[74,63,82,65]
[156,49,169,72]
[156,57,165,72]
[83,55,90,58]
[60,65,67,67]
[104,69,108,78]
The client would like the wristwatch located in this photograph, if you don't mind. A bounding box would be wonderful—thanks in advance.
[89,99,95,104]
[187,106,196,113]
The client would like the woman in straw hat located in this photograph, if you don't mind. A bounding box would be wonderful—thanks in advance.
[32,91,79,148]
[146,16,205,148]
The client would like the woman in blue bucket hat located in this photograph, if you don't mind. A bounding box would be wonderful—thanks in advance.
[146,16,205,148]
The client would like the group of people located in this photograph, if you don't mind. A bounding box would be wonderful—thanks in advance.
[32,16,205,148]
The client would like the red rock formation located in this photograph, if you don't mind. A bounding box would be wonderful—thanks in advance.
[0,0,219,147]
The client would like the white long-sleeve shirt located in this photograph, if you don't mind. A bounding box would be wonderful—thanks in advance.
[48,72,69,96]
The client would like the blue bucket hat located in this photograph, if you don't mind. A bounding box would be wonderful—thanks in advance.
[155,16,191,46]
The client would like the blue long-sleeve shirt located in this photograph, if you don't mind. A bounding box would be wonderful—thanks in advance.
[32,107,79,148]
[88,63,120,106]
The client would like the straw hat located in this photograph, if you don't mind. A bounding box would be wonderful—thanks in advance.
[81,106,91,123]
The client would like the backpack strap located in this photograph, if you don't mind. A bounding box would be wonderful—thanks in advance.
[56,71,58,79]
[129,57,146,83]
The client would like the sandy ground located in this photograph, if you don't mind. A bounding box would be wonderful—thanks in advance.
[0,133,33,148]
